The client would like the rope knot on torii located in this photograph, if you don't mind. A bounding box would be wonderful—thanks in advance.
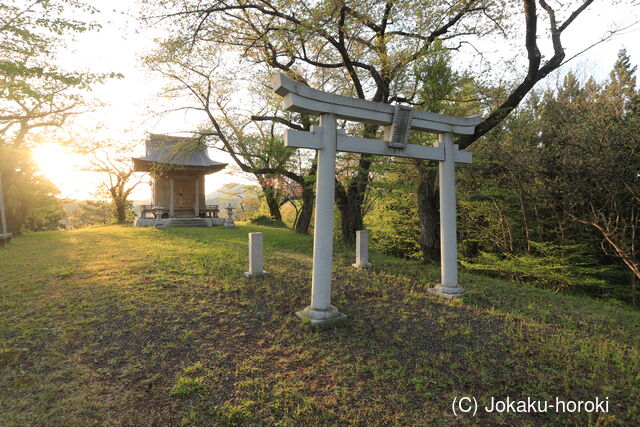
[271,73,480,325]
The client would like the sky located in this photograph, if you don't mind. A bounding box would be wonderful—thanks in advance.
[32,0,640,201]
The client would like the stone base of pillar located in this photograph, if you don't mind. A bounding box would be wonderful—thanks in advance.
[427,284,467,299]
[153,219,170,229]
[224,222,236,228]
[296,305,347,327]
[243,270,268,279]
[351,262,372,269]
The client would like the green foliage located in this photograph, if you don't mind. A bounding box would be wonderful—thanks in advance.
[1,0,118,146]
[208,183,263,222]
[456,51,640,296]
[249,214,286,227]
[366,182,422,261]
[23,200,65,232]
[0,1,119,233]
[65,200,113,229]
[462,242,612,293]
[368,50,639,300]
[114,200,135,224]
[1,148,64,233]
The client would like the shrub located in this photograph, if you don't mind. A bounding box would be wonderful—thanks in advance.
[461,242,614,293]
[249,215,286,227]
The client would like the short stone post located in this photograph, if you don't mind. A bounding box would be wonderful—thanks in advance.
[352,230,372,269]
[224,203,236,228]
[244,232,268,278]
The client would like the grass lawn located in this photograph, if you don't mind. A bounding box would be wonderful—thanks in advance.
[1,224,638,425]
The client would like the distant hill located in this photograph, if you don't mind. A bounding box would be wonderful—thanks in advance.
[206,183,262,221]
[63,199,151,217]
[62,200,83,217]
[206,183,260,207]
[58,184,261,220]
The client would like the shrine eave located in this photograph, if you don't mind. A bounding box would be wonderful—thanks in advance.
[132,157,227,174]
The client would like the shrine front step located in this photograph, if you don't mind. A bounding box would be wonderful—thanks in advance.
[169,218,209,228]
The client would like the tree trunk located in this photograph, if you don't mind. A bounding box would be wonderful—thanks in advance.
[336,153,374,245]
[335,124,378,245]
[631,207,637,306]
[1,170,25,234]
[338,196,363,245]
[255,176,282,221]
[492,199,513,253]
[294,185,314,234]
[263,186,282,221]
[6,206,23,235]
[517,188,532,253]
[115,200,127,223]
[416,168,440,263]
[533,205,544,242]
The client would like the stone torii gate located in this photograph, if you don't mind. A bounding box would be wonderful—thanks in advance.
[271,74,480,325]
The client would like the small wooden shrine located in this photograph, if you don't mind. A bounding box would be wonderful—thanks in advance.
[132,134,229,227]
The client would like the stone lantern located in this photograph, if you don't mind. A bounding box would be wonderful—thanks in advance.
[224,203,236,228]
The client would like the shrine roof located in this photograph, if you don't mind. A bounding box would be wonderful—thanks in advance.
[132,134,227,174]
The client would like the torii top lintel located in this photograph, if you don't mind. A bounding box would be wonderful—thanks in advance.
[271,73,481,135]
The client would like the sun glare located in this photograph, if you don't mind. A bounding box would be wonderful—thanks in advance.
[30,143,156,202]
[31,143,102,200]
[31,144,75,176]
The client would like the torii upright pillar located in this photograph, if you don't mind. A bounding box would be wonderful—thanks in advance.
[296,113,347,325]
[427,132,465,298]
